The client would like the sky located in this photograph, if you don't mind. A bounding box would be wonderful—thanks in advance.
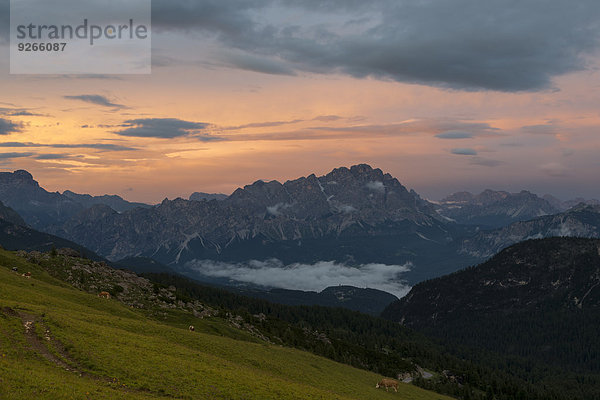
[1,0,600,203]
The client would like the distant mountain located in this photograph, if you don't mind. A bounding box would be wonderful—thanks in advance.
[51,164,478,283]
[542,194,600,211]
[0,170,148,230]
[0,170,83,229]
[189,192,228,201]
[63,190,151,212]
[437,189,560,228]
[460,204,600,258]
[382,237,600,373]
[230,285,398,316]
[0,216,103,259]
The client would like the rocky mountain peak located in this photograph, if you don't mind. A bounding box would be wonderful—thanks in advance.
[0,169,38,187]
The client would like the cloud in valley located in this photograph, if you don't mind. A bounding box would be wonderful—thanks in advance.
[185,259,412,298]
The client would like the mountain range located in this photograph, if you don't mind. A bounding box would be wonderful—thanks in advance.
[38,164,479,284]
[2,165,600,289]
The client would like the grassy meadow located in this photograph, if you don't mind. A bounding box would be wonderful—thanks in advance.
[0,249,452,399]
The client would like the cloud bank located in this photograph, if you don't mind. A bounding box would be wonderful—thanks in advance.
[150,0,600,91]
[4,1,595,90]
[185,259,412,298]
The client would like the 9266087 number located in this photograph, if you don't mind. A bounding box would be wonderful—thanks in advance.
[18,42,67,52]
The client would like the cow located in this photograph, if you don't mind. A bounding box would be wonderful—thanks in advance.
[189,325,195,332]
[98,291,111,299]
[376,378,399,392]
[22,272,32,279]
[12,267,18,272]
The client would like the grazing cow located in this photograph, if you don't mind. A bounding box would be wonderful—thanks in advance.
[376,378,399,392]
[98,291,111,299]
[22,272,32,279]
[189,325,195,332]
[12,267,18,272]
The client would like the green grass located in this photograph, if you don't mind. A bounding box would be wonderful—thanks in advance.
[0,249,453,400]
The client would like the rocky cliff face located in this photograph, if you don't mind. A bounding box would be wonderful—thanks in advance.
[437,189,560,228]
[460,204,600,258]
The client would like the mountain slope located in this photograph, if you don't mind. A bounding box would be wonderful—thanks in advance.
[460,204,600,258]
[382,237,600,376]
[0,217,103,260]
[437,189,560,228]
[0,249,450,400]
[229,285,398,316]
[0,200,26,226]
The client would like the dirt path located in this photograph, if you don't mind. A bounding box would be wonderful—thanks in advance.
[18,311,84,376]
[8,308,164,397]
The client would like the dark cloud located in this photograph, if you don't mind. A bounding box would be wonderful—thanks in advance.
[451,148,478,156]
[7,110,43,116]
[115,118,223,141]
[64,95,126,110]
[312,115,343,122]
[435,131,474,139]
[34,153,73,160]
[0,118,23,135]
[0,142,137,151]
[0,152,35,159]
[3,1,598,91]
[150,0,600,92]
[0,108,45,117]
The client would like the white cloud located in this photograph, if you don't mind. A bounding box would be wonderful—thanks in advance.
[184,259,412,298]
[266,202,293,216]
[366,181,385,193]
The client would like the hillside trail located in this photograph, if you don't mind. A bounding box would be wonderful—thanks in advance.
[9,307,165,397]
[17,310,85,376]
